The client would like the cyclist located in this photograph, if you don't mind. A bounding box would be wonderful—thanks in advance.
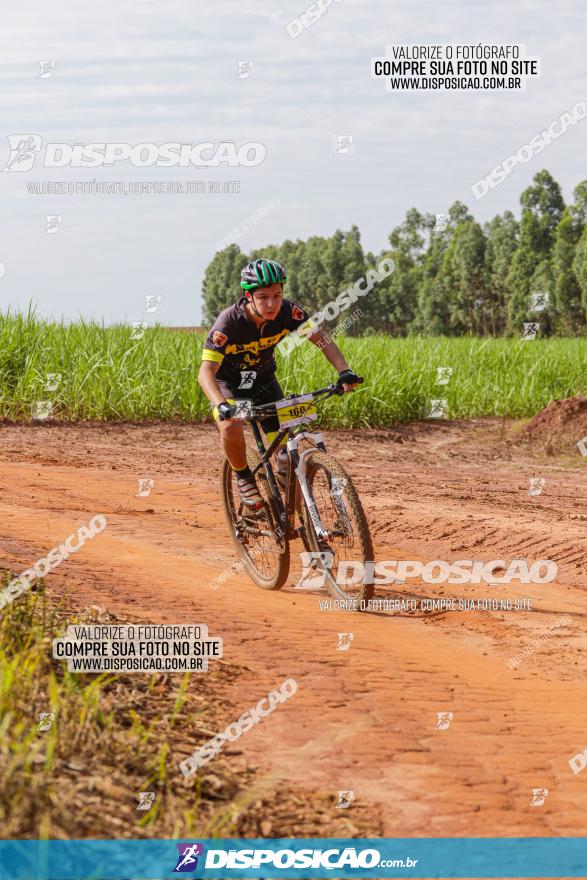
[198,257,361,508]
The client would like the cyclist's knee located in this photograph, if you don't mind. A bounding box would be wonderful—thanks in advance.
[217,418,243,438]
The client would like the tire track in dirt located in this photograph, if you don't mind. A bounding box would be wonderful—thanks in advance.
[1,418,587,837]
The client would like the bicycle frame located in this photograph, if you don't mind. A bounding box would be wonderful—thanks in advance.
[248,420,328,540]
[242,380,362,542]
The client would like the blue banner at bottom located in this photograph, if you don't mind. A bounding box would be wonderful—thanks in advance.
[0,837,586,879]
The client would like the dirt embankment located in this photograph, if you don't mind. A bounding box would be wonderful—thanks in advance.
[517,395,587,456]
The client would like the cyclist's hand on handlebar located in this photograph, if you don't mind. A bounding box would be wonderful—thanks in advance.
[337,369,362,392]
[216,402,234,421]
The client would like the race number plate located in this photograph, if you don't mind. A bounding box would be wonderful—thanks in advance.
[276,394,317,428]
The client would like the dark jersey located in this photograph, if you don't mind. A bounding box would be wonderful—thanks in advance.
[202,296,310,388]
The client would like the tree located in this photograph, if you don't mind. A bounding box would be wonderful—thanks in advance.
[506,170,565,334]
[519,169,565,249]
[570,180,587,226]
[292,236,329,314]
[323,230,346,298]
[320,226,368,333]
[553,208,584,334]
[199,173,586,338]
[446,220,486,335]
[529,258,556,336]
[374,209,426,335]
[572,225,587,320]
[483,211,519,335]
[202,244,245,324]
[412,208,460,334]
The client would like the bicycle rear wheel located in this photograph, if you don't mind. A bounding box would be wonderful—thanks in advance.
[301,449,374,608]
[221,446,290,591]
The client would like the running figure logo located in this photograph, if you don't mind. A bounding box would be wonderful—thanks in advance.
[521,322,539,340]
[336,632,353,651]
[334,135,353,155]
[36,61,56,79]
[530,292,549,312]
[329,476,347,500]
[173,843,204,872]
[435,366,453,386]
[37,712,55,732]
[144,295,161,313]
[32,401,53,420]
[238,370,256,390]
[335,790,354,809]
[232,399,253,419]
[3,134,42,171]
[44,215,62,234]
[528,477,545,497]
[137,791,156,810]
[427,399,447,419]
[295,550,333,590]
[237,61,254,78]
[436,712,453,730]
[530,788,549,806]
[46,373,61,392]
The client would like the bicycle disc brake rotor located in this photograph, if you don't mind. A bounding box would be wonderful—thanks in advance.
[310,466,363,598]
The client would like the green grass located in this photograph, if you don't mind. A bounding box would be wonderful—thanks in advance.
[0,577,251,839]
[1,578,374,839]
[1,307,586,427]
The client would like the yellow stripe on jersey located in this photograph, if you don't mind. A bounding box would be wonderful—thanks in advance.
[202,348,224,364]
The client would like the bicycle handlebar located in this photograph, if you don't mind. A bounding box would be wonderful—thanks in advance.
[237,376,364,420]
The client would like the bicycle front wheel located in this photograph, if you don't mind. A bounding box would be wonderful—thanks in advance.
[301,449,374,608]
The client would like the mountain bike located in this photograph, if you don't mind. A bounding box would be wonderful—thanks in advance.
[220,378,375,609]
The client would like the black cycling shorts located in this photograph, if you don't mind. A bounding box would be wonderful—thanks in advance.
[214,374,284,438]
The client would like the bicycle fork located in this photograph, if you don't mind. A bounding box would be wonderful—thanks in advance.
[287,433,330,541]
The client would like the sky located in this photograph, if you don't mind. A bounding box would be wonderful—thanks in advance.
[0,0,585,326]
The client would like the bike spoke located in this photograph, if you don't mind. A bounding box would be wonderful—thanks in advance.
[308,465,366,601]
[228,466,282,581]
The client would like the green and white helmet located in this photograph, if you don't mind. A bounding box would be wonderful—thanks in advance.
[240,258,286,291]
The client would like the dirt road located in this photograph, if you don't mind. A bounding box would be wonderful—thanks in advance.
[1,415,587,837]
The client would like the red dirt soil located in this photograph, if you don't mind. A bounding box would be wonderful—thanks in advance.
[518,395,587,455]
[1,414,587,838]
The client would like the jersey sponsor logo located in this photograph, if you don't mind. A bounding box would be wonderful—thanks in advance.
[241,353,261,367]
[292,305,305,321]
[238,370,256,389]
[212,331,228,347]
[224,328,289,357]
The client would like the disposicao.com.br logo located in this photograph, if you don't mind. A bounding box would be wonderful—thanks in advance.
[296,552,558,589]
[174,843,205,872]
[198,845,416,871]
[2,135,266,171]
